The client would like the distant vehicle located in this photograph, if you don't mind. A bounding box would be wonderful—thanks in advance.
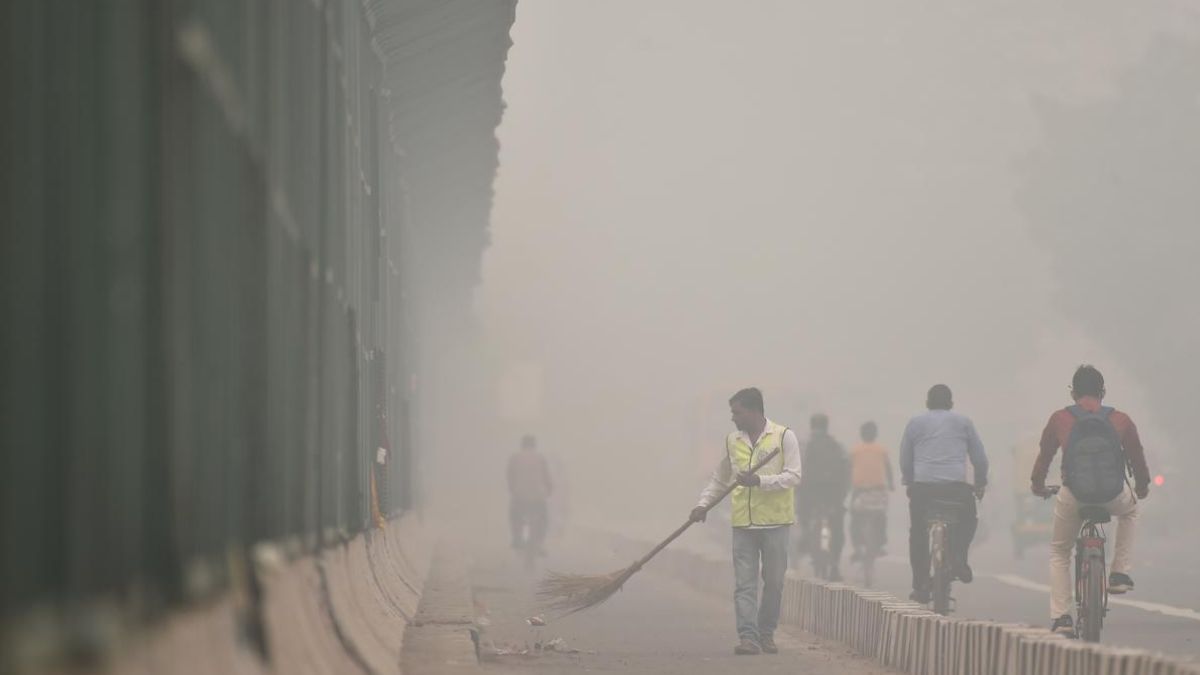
[1011,440,1057,559]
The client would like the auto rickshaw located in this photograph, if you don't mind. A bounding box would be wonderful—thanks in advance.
[1011,440,1058,559]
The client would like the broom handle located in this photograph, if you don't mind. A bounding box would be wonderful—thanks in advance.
[630,447,783,572]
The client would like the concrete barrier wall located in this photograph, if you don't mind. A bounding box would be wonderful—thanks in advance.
[90,514,469,675]
[602,531,1200,675]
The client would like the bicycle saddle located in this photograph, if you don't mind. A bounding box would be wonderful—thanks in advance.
[927,499,963,522]
[1078,505,1111,524]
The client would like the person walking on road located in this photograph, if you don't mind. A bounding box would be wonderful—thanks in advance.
[1031,365,1151,637]
[900,384,989,603]
[849,421,894,561]
[796,413,851,581]
[690,388,802,656]
[508,434,553,556]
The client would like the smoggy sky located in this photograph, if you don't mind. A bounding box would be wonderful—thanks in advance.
[475,1,1199,522]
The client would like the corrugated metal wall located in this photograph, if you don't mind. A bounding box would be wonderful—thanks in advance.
[0,0,515,661]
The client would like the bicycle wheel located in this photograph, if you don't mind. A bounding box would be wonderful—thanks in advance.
[1078,551,1105,642]
[813,518,832,580]
[930,522,952,615]
[813,550,829,580]
[863,514,883,587]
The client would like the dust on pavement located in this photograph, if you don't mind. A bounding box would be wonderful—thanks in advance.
[466,534,895,675]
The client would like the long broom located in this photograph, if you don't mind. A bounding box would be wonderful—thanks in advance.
[536,447,782,615]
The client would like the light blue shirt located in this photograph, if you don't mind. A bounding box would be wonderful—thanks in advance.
[899,409,989,486]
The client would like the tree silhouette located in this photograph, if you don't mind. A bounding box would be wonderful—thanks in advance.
[1020,36,1200,485]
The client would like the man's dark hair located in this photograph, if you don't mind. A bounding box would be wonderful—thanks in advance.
[810,413,829,432]
[860,421,878,442]
[729,387,764,413]
[1072,365,1105,398]
[926,384,953,410]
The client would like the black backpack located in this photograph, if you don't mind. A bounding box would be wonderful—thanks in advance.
[1062,405,1128,504]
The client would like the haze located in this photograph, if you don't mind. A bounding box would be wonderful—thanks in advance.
[465,1,1200,531]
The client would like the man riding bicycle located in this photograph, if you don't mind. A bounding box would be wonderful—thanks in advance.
[796,413,850,581]
[1031,365,1151,637]
[850,421,895,562]
[900,384,988,603]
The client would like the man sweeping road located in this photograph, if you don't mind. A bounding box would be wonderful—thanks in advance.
[689,388,802,656]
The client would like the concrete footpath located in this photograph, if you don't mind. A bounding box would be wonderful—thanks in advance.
[402,545,482,675]
[465,533,894,675]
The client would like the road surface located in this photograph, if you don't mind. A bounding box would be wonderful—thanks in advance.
[798,512,1200,662]
[467,534,893,675]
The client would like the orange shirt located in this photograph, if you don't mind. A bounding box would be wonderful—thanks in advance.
[850,442,893,490]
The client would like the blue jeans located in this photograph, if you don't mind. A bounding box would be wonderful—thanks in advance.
[732,526,790,641]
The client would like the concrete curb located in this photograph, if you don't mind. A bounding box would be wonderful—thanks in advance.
[401,544,481,675]
[89,514,479,675]
[601,531,1200,675]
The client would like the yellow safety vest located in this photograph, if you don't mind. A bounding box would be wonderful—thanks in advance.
[727,422,795,527]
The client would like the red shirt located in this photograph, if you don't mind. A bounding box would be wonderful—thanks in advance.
[1031,396,1150,490]
[508,449,553,501]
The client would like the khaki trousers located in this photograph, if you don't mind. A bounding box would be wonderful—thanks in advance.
[1049,484,1138,618]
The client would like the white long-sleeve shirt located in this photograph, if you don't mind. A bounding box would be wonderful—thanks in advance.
[696,421,803,527]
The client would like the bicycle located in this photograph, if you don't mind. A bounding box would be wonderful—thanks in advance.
[857,523,881,588]
[811,511,834,580]
[925,497,962,615]
[519,540,537,571]
[1043,485,1109,642]
[851,489,888,588]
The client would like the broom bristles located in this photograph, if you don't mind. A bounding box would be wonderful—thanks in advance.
[536,564,640,615]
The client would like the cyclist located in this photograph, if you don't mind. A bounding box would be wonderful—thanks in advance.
[1031,365,1150,637]
[508,434,553,556]
[796,413,850,581]
[849,421,895,562]
[900,384,988,603]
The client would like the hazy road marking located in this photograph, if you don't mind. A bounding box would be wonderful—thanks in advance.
[991,573,1200,623]
[878,555,1200,623]
[990,573,1050,593]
